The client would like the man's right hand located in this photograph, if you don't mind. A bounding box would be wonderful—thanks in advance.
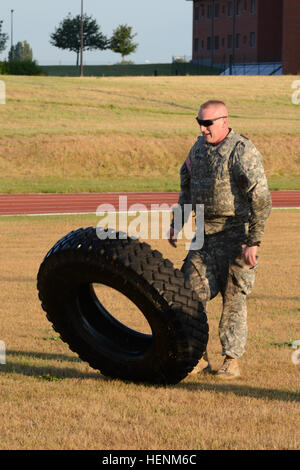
[167,227,178,248]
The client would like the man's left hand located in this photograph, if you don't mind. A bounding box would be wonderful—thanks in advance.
[242,245,258,268]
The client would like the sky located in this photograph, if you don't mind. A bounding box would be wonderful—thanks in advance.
[1,0,193,65]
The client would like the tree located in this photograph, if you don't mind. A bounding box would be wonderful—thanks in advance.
[110,24,138,64]
[0,20,8,55]
[50,13,109,66]
[9,41,33,61]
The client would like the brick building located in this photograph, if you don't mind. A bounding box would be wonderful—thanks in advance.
[187,0,300,73]
[282,0,300,74]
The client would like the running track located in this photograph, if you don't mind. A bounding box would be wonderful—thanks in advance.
[0,191,299,216]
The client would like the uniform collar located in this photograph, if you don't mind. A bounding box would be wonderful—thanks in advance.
[200,129,237,157]
[214,129,238,157]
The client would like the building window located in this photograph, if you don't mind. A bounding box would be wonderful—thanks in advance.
[250,32,255,47]
[215,3,220,18]
[251,0,256,14]
[236,33,241,49]
[207,37,212,50]
[244,0,247,11]
[228,34,233,49]
[195,6,199,22]
[194,38,199,53]
[215,36,220,50]
[236,0,242,15]
[228,2,233,17]
[222,37,225,47]
[201,39,204,48]
[207,4,212,18]
[200,4,205,16]
[222,5,226,15]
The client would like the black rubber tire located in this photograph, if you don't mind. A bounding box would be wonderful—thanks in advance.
[37,227,208,385]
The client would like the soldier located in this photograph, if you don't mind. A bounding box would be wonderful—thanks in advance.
[168,100,272,379]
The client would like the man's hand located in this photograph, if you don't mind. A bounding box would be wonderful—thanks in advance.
[167,227,178,248]
[242,245,258,268]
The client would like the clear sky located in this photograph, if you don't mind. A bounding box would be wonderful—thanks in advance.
[1,0,193,65]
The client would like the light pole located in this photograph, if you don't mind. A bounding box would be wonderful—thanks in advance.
[80,0,84,77]
[10,9,14,59]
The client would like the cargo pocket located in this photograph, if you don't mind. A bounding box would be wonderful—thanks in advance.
[230,263,257,296]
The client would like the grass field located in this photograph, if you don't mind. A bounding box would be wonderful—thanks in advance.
[0,74,299,193]
[0,210,299,450]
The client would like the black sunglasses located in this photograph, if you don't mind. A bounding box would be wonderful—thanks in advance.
[196,115,228,127]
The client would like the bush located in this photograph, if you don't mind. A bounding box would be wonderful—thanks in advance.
[0,60,46,76]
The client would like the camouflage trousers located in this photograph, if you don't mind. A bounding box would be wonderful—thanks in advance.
[182,227,257,358]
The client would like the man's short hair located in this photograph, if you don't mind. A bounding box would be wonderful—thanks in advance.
[200,100,226,110]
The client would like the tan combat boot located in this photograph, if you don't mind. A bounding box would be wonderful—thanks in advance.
[190,351,212,375]
[215,355,240,379]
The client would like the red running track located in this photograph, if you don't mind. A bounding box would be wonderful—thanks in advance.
[0,191,299,216]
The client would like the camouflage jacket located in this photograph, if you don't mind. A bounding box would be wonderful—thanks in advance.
[172,129,272,244]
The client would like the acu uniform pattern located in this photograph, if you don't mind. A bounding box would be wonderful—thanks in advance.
[173,130,272,358]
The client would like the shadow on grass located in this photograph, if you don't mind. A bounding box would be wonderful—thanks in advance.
[7,350,81,363]
[2,351,300,402]
[1,350,101,380]
[176,381,300,403]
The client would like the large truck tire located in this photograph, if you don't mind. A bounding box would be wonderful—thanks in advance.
[37,227,208,385]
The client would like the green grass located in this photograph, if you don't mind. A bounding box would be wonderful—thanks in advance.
[1,176,299,194]
[267,177,300,191]
[0,177,180,193]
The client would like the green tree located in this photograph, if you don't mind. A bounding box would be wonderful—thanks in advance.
[0,20,8,55]
[110,24,138,64]
[9,41,33,61]
[50,13,109,66]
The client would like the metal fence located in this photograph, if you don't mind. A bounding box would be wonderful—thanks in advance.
[220,61,282,76]
[40,60,283,78]
[40,62,220,77]
[192,56,282,75]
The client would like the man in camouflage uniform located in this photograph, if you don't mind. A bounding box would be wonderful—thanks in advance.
[168,100,272,378]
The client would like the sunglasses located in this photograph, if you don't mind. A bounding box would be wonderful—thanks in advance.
[196,115,228,127]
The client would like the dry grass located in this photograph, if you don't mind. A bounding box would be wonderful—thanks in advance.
[0,75,299,191]
[0,210,299,450]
